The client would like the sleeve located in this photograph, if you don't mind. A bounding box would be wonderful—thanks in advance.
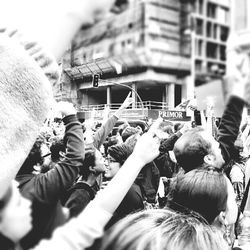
[31,202,113,250]
[93,115,118,149]
[217,96,245,164]
[65,189,93,218]
[159,132,182,154]
[34,115,85,203]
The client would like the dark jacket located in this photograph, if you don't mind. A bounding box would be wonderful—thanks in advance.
[136,161,160,203]
[154,132,182,178]
[16,115,84,249]
[106,183,144,228]
[217,96,245,165]
[62,181,99,218]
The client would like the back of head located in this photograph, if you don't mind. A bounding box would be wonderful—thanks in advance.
[0,34,56,197]
[173,127,212,172]
[100,209,227,250]
[168,167,227,224]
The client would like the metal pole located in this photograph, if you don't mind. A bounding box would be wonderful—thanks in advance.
[99,79,145,116]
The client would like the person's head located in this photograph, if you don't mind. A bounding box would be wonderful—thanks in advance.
[17,136,45,175]
[168,167,238,227]
[100,209,228,250]
[121,126,141,142]
[50,138,65,162]
[104,143,132,180]
[173,127,224,172]
[80,148,106,179]
[0,181,32,244]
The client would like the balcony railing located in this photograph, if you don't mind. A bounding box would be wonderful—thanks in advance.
[77,101,169,111]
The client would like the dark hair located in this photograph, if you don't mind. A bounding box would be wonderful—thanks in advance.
[168,167,227,224]
[173,127,212,172]
[50,138,65,162]
[79,148,97,179]
[104,136,120,156]
[108,143,133,165]
[121,127,140,142]
[0,186,12,211]
[17,138,44,175]
[100,208,227,250]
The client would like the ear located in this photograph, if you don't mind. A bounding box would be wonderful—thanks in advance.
[89,166,96,174]
[214,211,228,228]
[204,154,215,165]
[59,151,65,159]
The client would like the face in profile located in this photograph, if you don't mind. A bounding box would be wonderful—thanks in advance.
[104,156,121,180]
[0,181,32,243]
[93,149,106,174]
[200,130,225,168]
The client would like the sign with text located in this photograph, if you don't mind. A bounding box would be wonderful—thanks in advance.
[148,110,191,121]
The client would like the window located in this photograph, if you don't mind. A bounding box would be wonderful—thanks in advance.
[206,42,218,59]
[197,40,203,56]
[195,18,203,35]
[206,22,212,38]
[220,26,229,42]
[207,3,217,19]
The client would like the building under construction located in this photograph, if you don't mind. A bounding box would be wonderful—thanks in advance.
[56,0,230,113]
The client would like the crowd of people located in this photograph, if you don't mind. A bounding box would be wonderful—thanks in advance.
[1,1,250,250]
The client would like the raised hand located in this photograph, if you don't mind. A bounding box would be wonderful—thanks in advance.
[120,92,134,109]
[54,101,76,118]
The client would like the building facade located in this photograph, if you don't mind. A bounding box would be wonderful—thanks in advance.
[57,0,230,110]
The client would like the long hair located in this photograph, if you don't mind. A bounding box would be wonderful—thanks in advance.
[167,167,227,224]
[100,209,227,250]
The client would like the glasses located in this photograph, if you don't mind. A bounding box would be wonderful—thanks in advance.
[42,153,51,158]
[105,157,118,164]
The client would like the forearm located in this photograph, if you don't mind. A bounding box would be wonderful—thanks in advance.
[159,132,182,153]
[63,115,85,163]
[93,115,118,149]
[218,96,245,163]
[35,115,84,201]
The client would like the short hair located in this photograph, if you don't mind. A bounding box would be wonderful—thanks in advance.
[17,137,44,175]
[79,148,97,179]
[50,138,65,162]
[100,209,227,250]
[173,127,212,172]
[168,167,227,224]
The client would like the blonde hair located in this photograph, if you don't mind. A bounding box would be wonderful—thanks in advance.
[100,209,228,250]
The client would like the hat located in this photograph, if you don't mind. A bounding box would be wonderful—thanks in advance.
[108,143,133,165]
[0,30,59,198]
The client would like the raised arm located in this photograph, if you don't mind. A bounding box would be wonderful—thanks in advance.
[33,102,85,203]
[217,43,250,164]
[93,92,134,149]
[33,118,161,250]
